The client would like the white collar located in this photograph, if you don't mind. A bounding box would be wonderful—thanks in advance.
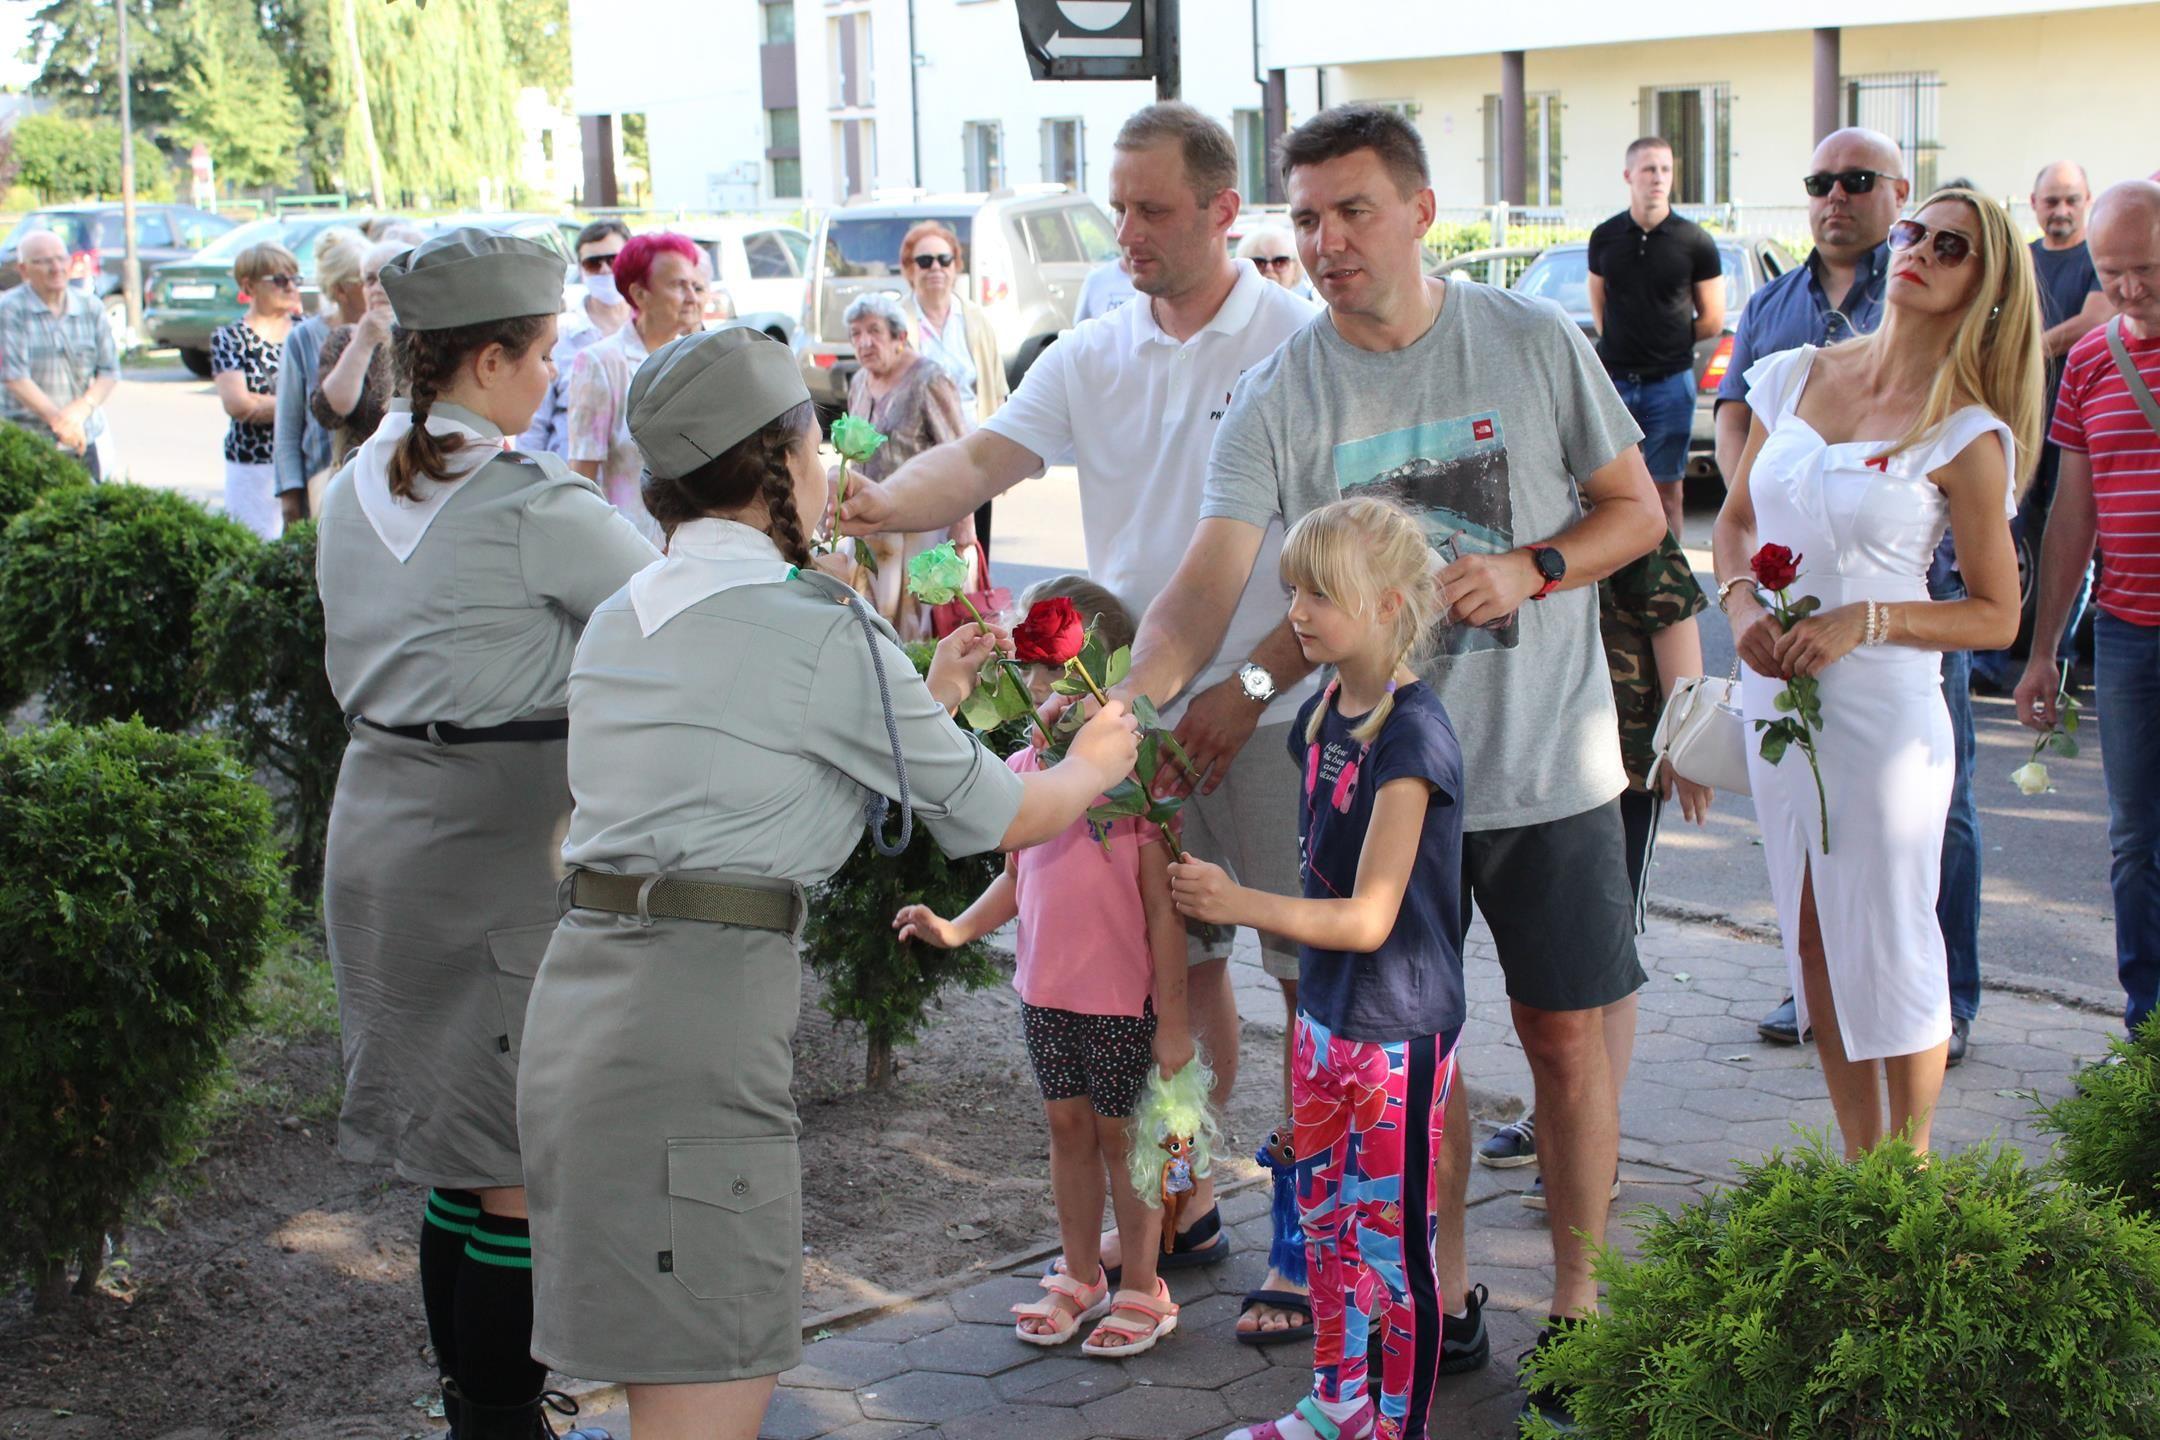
[626,518,798,636]
[1128,261,1271,354]
[352,400,510,562]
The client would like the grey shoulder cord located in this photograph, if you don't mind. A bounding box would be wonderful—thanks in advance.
[837,588,914,857]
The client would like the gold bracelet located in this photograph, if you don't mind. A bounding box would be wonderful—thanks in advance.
[1716,576,1759,613]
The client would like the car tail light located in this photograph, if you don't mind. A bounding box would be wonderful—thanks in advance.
[1700,333,1734,393]
[810,351,839,369]
[978,275,1007,307]
[69,248,100,283]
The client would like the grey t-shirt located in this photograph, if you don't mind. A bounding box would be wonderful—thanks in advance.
[1201,281,1642,831]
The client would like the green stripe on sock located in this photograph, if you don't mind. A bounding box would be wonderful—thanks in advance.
[468,1228,533,1251]
[428,1190,482,1219]
[462,1241,535,1269]
[423,1198,475,1236]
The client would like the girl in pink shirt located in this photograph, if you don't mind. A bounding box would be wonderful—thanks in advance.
[894,576,1192,1359]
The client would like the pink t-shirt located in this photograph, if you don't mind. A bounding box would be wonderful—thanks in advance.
[1006,747,1157,1017]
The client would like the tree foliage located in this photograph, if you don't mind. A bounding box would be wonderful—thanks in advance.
[502,0,572,104]
[10,113,126,199]
[2041,1013,2160,1218]
[166,0,306,190]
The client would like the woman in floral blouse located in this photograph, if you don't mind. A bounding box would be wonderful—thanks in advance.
[210,242,303,538]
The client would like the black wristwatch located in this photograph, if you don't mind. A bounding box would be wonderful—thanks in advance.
[1526,543,1566,600]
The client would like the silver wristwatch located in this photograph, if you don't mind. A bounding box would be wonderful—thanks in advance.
[1237,662,1277,704]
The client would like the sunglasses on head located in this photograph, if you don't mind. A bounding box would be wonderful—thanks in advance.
[1251,255,1295,272]
[912,252,956,269]
[579,253,620,273]
[1803,168,1883,198]
[1887,217,1974,268]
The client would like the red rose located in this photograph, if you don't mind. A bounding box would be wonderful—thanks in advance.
[1751,543,1803,592]
[1012,596,1087,666]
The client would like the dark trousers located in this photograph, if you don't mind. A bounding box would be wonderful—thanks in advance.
[1929,547,1982,1022]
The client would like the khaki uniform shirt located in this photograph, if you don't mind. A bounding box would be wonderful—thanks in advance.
[561,528,1023,882]
[316,400,660,727]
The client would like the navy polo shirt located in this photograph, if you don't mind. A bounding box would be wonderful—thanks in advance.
[1715,241,1890,409]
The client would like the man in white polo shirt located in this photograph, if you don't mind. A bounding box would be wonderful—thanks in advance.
[841,102,1319,1336]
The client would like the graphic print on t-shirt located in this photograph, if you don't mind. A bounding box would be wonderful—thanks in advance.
[1334,411,1516,655]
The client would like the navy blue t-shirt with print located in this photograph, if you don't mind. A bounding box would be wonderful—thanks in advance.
[1285,680,1466,1044]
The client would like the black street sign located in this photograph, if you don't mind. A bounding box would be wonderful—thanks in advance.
[1016,0,1153,83]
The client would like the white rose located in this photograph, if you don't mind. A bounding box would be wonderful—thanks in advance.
[2010,761,2050,796]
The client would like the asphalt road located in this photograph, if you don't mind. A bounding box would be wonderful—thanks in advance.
[103,354,2122,1019]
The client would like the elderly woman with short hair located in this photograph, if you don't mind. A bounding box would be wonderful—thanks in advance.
[310,238,406,471]
[1236,224,1315,300]
[272,228,364,524]
[212,241,304,538]
[842,290,980,637]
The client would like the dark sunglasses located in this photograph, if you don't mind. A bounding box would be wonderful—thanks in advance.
[261,274,299,290]
[1887,217,1974,268]
[912,252,956,270]
[579,253,620,273]
[1802,168,1883,198]
[1250,256,1295,272]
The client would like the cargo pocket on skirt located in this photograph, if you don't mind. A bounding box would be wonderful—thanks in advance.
[485,921,557,1067]
[665,1136,802,1300]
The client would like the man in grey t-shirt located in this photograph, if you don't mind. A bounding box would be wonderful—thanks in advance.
[1117,106,1663,1435]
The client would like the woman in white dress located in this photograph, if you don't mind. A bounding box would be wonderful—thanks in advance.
[1712,189,2043,1156]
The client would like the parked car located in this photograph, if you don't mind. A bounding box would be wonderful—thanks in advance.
[1510,235,1800,484]
[0,203,239,350]
[145,213,380,375]
[671,218,814,348]
[797,186,1119,415]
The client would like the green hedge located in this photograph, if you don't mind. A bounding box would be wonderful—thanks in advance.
[0,484,260,730]
[0,422,92,526]
[195,521,348,900]
[2041,1014,2160,1218]
[0,721,287,1308]
[1523,1136,2160,1439]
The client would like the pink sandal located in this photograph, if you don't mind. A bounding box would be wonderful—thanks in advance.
[1081,1275,1179,1358]
[1228,1395,1376,1440]
[1011,1268,1111,1346]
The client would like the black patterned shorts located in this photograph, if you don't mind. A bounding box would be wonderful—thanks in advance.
[1021,1001,1156,1118]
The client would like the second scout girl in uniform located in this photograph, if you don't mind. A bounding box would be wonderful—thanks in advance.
[317,228,653,1439]
[517,328,1144,1440]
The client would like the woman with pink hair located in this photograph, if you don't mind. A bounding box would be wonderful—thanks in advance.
[566,231,708,542]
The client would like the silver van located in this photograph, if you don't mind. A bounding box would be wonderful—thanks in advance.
[798,186,1118,413]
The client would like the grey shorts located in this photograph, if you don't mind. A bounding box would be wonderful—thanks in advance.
[1462,798,1646,1013]
[1180,719,1302,981]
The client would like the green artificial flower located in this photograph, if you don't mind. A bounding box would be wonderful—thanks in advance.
[829,414,888,464]
[906,540,972,606]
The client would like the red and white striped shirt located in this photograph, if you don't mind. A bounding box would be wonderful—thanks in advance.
[2052,320,2160,626]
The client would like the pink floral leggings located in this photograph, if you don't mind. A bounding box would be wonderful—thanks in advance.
[1294,1012,1460,1438]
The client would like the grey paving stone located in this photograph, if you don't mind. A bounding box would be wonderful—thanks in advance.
[785,1337,908,1390]
[992,1352,1133,1405]
[927,1405,1097,1440]
[1638,985,1742,1019]
[900,1321,1039,1377]
[1665,1010,1760,1043]
[843,1299,959,1343]
[1678,1082,1797,1123]
[760,1384,868,1440]
[948,1274,1047,1325]
[1627,1030,1711,1064]
[1621,1101,1712,1148]
[1221,1366,1305,1422]
[1121,1327,1267,1389]
[1080,1383,1232,1439]
[823,1425,929,1440]
[858,1372,998,1425]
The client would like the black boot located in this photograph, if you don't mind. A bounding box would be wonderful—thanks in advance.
[442,1381,612,1440]
[439,1376,463,1439]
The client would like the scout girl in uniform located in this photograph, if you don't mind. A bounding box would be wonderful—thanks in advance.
[517,327,1143,1440]
[317,228,656,1439]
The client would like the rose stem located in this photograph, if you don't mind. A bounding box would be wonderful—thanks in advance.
[1067,655,1182,851]
[957,594,1055,747]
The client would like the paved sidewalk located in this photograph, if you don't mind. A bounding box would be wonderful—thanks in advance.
[577,913,2121,1440]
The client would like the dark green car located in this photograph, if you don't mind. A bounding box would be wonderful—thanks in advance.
[145,213,378,375]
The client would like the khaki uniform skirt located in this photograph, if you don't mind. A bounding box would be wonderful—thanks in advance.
[321,724,570,1190]
[520,874,806,1385]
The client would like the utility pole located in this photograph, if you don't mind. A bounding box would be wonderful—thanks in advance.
[1153,0,1181,102]
[114,0,140,340]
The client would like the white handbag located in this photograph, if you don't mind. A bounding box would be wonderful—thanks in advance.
[1649,662,1752,796]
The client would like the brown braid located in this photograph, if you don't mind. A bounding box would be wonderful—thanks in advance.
[641,399,817,565]
[385,315,552,501]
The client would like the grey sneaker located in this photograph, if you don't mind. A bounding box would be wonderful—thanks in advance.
[1476,1114,1537,1168]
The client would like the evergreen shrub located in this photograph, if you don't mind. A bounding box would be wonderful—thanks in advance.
[2040,1013,2160,1218]
[0,721,287,1309]
[0,422,91,525]
[1522,1136,2160,1439]
[0,484,259,730]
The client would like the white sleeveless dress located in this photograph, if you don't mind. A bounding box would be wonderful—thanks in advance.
[1739,347,2017,1062]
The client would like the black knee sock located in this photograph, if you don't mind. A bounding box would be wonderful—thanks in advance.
[420,1189,479,1381]
[454,1210,548,1406]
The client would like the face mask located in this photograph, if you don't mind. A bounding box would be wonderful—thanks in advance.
[584,271,621,307]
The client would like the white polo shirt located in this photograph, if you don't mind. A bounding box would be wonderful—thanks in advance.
[984,262,1320,725]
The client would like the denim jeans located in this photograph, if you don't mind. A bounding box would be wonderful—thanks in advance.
[1929,548,1982,1021]
[1611,369,1695,481]
[2096,612,2160,1031]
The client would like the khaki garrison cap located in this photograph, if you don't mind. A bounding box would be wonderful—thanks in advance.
[628,328,810,479]
[380,227,564,331]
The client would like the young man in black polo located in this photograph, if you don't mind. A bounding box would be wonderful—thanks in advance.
[1587,136,1725,536]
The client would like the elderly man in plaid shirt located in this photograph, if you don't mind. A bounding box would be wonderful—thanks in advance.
[0,229,119,477]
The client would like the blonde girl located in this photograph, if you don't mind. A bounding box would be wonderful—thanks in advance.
[1170,496,1467,1440]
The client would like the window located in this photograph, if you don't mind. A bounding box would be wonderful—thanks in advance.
[827,12,872,108]
[825,214,974,278]
[744,231,796,279]
[1068,205,1118,262]
[963,121,1003,192]
[1023,211,1081,264]
[1481,92,1564,206]
[1639,83,1730,205]
[780,229,810,269]
[1234,109,1268,203]
[773,158,803,199]
[1844,71,1943,196]
[768,107,800,153]
[1041,117,1083,190]
[831,117,875,199]
[760,0,794,44]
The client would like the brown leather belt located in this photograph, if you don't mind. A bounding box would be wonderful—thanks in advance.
[569,870,801,933]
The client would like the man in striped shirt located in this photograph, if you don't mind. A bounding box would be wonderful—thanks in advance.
[2017,179,2160,1033]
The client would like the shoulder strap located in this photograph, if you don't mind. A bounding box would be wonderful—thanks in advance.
[796,566,915,857]
[2106,317,2160,440]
